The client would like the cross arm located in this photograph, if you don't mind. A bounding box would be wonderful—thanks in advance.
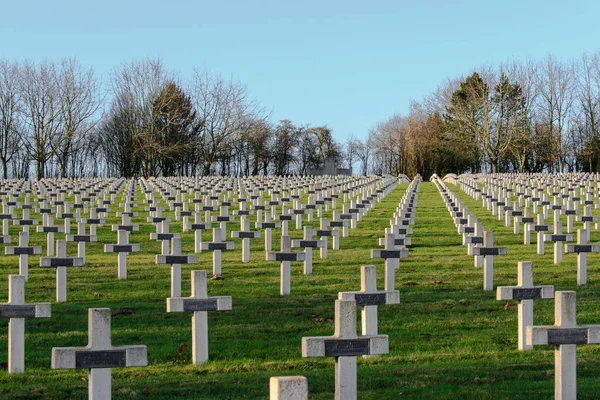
[167,296,232,312]
[496,285,554,301]
[302,334,389,357]
[52,345,148,369]
[338,290,400,305]
[526,325,600,346]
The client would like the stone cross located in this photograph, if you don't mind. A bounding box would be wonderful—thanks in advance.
[167,270,232,364]
[270,376,308,400]
[0,275,51,373]
[231,217,260,263]
[496,261,554,350]
[316,218,339,259]
[473,231,507,291]
[302,299,388,400]
[526,291,600,400]
[266,236,305,296]
[544,220,573,264]
[67,220,98,263]
[189,212,208,253]
[371,231,408,292]
[52,308,148,400]
[156,237,197,297]
[255,210,280,252]
[201,228,234,275]
[565,229,599,285]
[378,227,411,248]
[150,219,178,255]
[338,265,399,357]
[40,240,84,302]
[522,208,535,245]
[212,203,234,241]
[37,214,64,256]
[5,232,42,281]
[291,226,325,275]
[104,229,141,280]
[533,214,551,255]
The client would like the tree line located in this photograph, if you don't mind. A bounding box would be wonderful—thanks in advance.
[0,58,376,179]
[368,51,600,179]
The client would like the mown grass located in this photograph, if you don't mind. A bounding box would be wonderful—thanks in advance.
[0,181,599,399]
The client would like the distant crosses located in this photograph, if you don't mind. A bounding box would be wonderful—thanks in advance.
[544,220,573,264]
[52,308,148,400]
[291,226,325,275]
[526,291,600,400]
[565,229,599,285]
[472,231,506,291]
[156,237,197,297]
[371,231,408,291]
[5,232,41,281]
[266,236,305,296]
[40,240,84,303]
[496,261,554,350]
[302,299,389,400]
[0,275,51,373]
[167,270,232,365]
[201,228,234,276]
[231,217,260,263]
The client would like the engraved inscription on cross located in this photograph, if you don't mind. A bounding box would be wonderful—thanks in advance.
[167,270,232,365]
[0,275,51,373]
[302,300,389,400]
[526,291,600,400]
[496,261,554,350]
[52,308,148,400]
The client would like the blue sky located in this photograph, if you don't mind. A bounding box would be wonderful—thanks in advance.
[1,0,598,143]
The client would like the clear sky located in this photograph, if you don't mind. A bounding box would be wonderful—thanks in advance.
[1,0,599,143]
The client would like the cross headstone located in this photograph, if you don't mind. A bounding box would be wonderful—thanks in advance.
[565,229,599,285]
[231,217,260,263]
[66,220,98,263]
[302,299,388,400]
[526,291,600,400]
[291,226,325,275]
[5,232,42,281]
[371,231,408,291]
[266,236,305,296]
[40,240,84,302]
[104,229,141,280]
[473,231,507,291]
[0,275,51,373]
[52,308,148,400]
[167,270,232,364]
[338,265,399,357]
[256,210,280,252]
[156,237,197,297]
[201,228,234,276]
[496,261,554,350]
[544,220,573,264]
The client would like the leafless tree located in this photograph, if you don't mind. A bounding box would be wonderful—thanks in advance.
[21,60,61,180]
[0,60,23,178]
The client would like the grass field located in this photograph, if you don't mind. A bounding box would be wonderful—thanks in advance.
[1,180,600,399]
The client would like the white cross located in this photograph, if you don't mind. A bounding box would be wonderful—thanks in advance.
[52,308,148,400]
[371,231,408,291]
[526,291,600,400]
[302,299,388,400]
[291,226,325,275]
[496,261,554,350]
[565,229,599,285]
[167,270,232,364]
[40,240,84,302]
[5,232,42,281]
[0,275,50,373]
[156,237,197,298]
[473,231,506,291]
[266,236,305,296]
[104,228,141,280]
[201,228,234,276]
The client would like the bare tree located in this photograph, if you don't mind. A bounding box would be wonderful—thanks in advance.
[21,60,61,180]
[55,58,101,178]
[0,60,23,178]
[190,69,265,175]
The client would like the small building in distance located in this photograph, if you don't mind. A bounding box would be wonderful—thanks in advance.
[307,158,352,176]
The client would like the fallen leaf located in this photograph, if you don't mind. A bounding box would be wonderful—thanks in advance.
[210,275,223,280]
[402,281,418,286]
[504,303,510,310]
[431,280,443,285]
[93,292,102,297]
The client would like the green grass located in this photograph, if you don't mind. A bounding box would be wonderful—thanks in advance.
[0,181,599,399]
